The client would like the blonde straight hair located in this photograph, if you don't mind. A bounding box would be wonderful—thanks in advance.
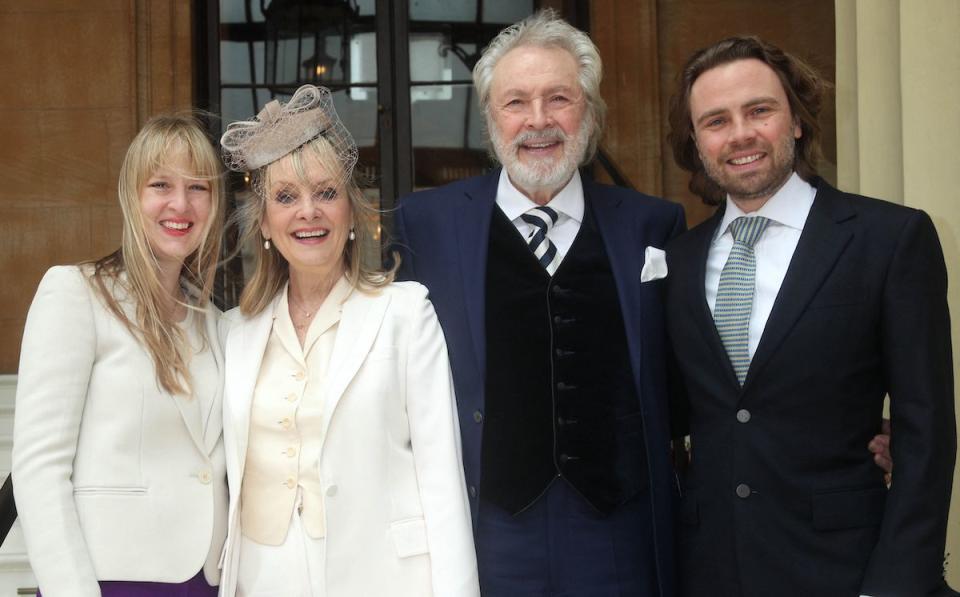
[235,135,394,316]
[91,114,225,396]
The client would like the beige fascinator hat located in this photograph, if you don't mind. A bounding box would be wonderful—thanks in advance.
[220,84,358,175]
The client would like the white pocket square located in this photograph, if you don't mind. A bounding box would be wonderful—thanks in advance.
[640,246,668,283]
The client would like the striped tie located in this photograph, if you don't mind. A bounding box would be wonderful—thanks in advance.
[520,206,560,275]
[714,216,770,385]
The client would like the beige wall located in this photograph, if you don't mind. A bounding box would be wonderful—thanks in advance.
[0,0,193,373]
[836,0,960,586]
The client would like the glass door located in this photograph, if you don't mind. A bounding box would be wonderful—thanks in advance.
[201,0,538,304]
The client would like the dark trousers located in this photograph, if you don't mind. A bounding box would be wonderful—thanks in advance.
[476,479,659,597]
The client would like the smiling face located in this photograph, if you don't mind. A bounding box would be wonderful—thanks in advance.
[260,148,352,284]
[487,44,589,202]
[689,58,801,211]
[139,147,213,271]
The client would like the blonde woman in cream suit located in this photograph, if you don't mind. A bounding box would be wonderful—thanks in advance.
[12,115,228,596]
[217,85,479,597]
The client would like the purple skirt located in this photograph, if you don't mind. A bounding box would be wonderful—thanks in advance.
[38,570,216,597]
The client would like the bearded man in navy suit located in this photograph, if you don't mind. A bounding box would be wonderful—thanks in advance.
[393,9,684,597]
[665,36,955,597]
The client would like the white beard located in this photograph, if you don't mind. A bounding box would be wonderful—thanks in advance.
[489,116,590,196]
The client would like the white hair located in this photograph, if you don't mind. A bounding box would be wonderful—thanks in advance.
[472,9,606,165]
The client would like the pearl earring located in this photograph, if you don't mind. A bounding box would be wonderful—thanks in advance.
[263,239,271,250]
[349,229,356,241]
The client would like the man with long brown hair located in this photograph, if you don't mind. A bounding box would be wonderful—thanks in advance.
[665,35,955,597]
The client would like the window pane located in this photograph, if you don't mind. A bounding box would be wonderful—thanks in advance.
[483,0,533,24]
[221,41,262,85]
[221,0,373,89]
[355,0,375,16]
[220,0,265,23]
[409,37,475,83]
[409,0,531,24]
[349,32,378,86]
[220,88,274,128]
[410,0,476,23]
[410,84,490,190]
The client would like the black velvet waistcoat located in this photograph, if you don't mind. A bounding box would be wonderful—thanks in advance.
[480,204,648,515]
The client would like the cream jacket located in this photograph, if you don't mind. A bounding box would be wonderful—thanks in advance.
[219,281,479,597]
[12,265,228,597]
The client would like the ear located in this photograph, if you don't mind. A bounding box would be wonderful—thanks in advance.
[793,118,802,139]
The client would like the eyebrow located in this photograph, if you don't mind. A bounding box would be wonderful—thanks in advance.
[694,96,783,126]
[270,177,335,190]
[497,84,578,100]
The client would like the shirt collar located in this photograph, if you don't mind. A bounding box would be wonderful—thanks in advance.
[495,168,585,224]
[715,171,816,240]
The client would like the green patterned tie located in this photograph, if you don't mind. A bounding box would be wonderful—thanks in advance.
[714,216,771,385]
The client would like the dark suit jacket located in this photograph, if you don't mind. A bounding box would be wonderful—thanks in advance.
[666,177,955,597]
[393,168,686,597]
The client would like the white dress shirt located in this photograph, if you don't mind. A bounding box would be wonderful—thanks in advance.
[495,169,585,270]
[705,172,816,359]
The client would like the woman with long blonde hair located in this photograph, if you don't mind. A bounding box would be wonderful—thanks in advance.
[12,114,228,597]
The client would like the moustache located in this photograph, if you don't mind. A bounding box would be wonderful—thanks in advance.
[512,128,568,149]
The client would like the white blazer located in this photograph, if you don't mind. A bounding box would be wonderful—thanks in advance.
[219,281,479,597]
[12,265,228,597]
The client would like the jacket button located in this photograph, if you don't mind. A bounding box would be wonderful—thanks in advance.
[468,485,477,498]
[736,483,751,499]
[473,410,483,423]
[293,370,305,381]
[198,470,211,484]
[559,453,570,464]
[736,409,751,423]
[285,477,296,489]
[285,447,297,458]
[326,485,338,497]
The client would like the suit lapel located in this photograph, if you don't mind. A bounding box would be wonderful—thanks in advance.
[225,301,276,470]
[456,170,498,378]
[200,304,224,454]
[320,290,391,440]
[589,183,645,369]
[171,386,205,456]
[170,306,222,456]
[744,181,855,391]
[690,207,742,391]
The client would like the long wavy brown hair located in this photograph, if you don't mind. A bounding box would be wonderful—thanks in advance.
[667,35,831,205]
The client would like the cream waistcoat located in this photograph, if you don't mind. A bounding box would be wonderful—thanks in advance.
[240,277,352,545]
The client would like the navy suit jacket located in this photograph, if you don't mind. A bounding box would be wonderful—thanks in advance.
[393,168,686,597]
[666,178,956,597]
